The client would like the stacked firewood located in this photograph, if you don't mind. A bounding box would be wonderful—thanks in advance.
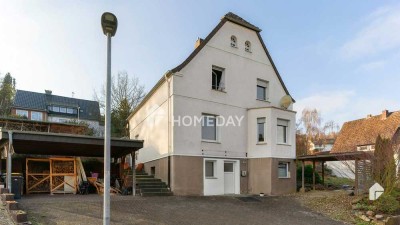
[52,161,74,174]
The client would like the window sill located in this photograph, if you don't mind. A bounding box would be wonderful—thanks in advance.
[211,89,227,93]
[278,177,291,179]
[256,99,270,103]
[256,142,267,145]
[202,140,221,144]
[277,143,291,146]
[205,177,218,179]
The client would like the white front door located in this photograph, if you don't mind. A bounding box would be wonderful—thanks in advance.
[224,162,235,194]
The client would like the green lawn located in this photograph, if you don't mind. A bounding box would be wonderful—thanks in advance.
[325,176,354,187]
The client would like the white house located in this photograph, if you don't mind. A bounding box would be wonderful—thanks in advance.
[128,12,296,196]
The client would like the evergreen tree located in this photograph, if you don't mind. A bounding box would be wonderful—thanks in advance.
[373,135,396,191]
[0,73,16,116]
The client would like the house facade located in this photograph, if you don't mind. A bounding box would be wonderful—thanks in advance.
[11,90,103,135]
[128,13,296,196]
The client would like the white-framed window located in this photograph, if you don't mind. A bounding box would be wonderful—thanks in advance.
[278,162,290,178]
[257,79,268,101]
[202,114,219,141]
[257,117,266,143]
[60,107,67,113]
[58,118,69,123]
[212,66,225,91]
[31,111,43,121]
[277,119,289,144]
[16,109,28,118]
[205,160,216,178]
[230,35,237,48]
[245,41,251,52]
[52,106,60,112]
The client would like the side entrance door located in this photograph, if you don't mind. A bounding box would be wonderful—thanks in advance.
[224,162,235,194]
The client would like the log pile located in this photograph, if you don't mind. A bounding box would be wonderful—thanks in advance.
[26,157,77,194]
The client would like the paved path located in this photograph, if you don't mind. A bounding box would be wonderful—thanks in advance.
[19,195,345,225]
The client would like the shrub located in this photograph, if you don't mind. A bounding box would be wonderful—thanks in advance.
[374,194,400,214]
[297,164,321,184]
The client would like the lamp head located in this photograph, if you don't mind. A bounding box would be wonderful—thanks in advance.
[101,12,118,37]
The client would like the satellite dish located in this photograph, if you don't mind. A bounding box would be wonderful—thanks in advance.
[280,95,293,109]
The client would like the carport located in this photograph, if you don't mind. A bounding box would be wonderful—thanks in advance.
[0,129,143,195]
[297,151,372,195]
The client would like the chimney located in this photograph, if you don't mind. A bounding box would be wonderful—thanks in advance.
[45,90,52,95]
[381,109,389,120]
[194,38,203,49]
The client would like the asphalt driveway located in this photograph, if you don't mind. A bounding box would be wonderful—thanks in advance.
[19,195,345,225]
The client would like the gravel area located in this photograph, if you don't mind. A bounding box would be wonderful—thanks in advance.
[293,190,357,224]
[18,194,345,225]
[0,203,14,225]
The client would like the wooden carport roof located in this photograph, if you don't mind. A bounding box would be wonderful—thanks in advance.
[297,151,370,162]
[0,130,143,158]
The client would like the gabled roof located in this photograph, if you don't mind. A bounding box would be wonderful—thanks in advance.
[331,111,400,153]
[128,12,294,121]
[171,12,292,99]
[13,90,101,121]
[14,90,46,111]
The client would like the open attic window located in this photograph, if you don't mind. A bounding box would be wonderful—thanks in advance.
[212,66,225,91]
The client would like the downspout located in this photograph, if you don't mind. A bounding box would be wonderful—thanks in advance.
[164,72,172,188]
[6,131,13,190]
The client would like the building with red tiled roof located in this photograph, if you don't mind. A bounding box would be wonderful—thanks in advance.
[331,110,400,153]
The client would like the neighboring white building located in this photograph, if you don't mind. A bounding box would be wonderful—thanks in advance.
[128,12,296,196]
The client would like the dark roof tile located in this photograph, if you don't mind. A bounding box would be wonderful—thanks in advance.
[13,90,100,121]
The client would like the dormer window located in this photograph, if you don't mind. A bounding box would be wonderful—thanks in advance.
[230,35,237,48]
[245,41,251,52]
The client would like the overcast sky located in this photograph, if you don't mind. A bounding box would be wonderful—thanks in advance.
[1,1,400,126]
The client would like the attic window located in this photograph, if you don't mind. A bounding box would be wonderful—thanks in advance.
[245,41,251,52]
[212,66,225,91]
[231,35,237,48]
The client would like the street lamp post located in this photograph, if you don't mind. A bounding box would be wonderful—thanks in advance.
[101,12,118,225]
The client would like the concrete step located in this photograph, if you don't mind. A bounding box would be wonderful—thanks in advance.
[137,182,167,186]
[1,193,14,202]
[141,192,173,197]
[136,178,161,183]
[137,184,168,188]
[135,175,154,179]
[140,188,171,193]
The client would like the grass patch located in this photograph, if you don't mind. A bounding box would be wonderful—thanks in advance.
[325,176,354,187]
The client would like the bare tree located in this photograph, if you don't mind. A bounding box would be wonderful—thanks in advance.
[94,71,146,137]
[94,71,145,113]
[301,108,322,139]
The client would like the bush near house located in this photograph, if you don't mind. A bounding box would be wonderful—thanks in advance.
[374,193,400,214]
[296,164,321,184]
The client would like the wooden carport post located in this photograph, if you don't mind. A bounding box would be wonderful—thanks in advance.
[0,146,2,181]
[355,159,359,195]
[312,160,316,190]
[131,151,136,196]
[321,161,325,185]
[300,160,305,193]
